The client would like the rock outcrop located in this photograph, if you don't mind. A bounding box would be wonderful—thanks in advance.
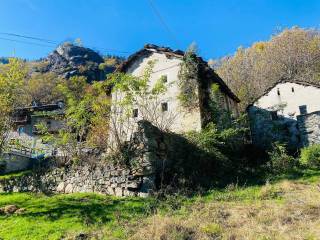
[44,43,104,82]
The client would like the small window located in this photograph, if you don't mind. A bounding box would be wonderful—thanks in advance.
[132,109,138,118]
[277,88,280,96]
[161,102,168,112]
[270,111,278,120]
[299,105,307,115]
[161,75,168,83]
[291,87,295,93]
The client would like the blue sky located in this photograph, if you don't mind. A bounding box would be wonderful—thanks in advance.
[0,0,320,60]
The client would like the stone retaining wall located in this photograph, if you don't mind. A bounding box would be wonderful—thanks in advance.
[0,163,154,197]
[0,121,166,197]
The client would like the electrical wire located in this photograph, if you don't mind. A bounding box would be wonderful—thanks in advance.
[0,32,130,55]
[146,0,180,47]
[0,36,54,48]
[0,32,57,44]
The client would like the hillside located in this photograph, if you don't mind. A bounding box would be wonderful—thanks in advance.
[0,43,123,83]
[0,170,319,240]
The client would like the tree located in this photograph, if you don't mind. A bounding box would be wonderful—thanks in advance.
[0,58,28,154]
[22,72,63,105]
[108,60,176,152]
[215,27,320,110]
[55,76,93,161]
[86,81,111,152]
[39,76,111,162]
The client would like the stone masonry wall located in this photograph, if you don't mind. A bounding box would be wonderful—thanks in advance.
[248,106,300,149]
[0,163,154,197]
[0,121,166,197]
[297,111,320,147]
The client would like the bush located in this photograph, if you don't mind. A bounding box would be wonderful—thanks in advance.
[157,122,247,190]
[300,144,320,168]
[268,143,296,174]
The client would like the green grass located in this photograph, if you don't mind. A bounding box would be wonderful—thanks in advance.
[0,169,320,240]
[0,170,32,181]
[0,193,154,240]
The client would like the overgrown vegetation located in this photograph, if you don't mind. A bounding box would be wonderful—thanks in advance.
[0,170,320,239]
[0,58,27,155]
[215,27,320,110]
[170,122,246,188]
[300,144,320,169]
[1,29,320,239]
[268,142,297,174]
[178,43,200,109]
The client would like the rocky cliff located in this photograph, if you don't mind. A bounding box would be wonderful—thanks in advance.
[33,43,121,82]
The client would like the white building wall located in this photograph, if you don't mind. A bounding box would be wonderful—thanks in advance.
[254,82,320,118]
[124,52,202,133]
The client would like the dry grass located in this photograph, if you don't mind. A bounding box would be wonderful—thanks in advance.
[130,180,320,240]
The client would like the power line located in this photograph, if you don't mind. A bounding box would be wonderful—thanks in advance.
[0,32,131,55]
[0,32,58,45]
[146,0,181,47]
[0,36,54,48]
[0,32,180,74]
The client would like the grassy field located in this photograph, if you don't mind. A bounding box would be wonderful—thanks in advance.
[0,170,320,240]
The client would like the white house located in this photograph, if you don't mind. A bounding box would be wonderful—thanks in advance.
[108,44,240,148]
[247,80,320,148]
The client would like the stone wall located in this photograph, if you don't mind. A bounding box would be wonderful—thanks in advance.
[0,163,154,197]
[297,111,320,147]
[0,121,167,197]
[248,106,300,149]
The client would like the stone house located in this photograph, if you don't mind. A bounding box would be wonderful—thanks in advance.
[110,44,240,146]
[247,80,320,149]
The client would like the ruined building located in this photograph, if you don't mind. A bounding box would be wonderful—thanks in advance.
[247,80,320,149]
[109,44,240,147]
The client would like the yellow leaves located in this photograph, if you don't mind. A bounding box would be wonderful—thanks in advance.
[216,27,320,111]
[253,42,266,52]
[0,58,28,113]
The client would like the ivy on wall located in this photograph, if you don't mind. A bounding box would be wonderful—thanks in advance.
[177,47,200,110]
[208,84,231,128]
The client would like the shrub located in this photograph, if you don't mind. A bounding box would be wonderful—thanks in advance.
[200,223,223,239]
[157,121,248,190]
[268,142,296,174]
[300,144,320,168]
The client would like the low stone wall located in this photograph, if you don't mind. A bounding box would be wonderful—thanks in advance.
[0,121,166,197]
[297,111,320,147]
[0,162,154,197]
